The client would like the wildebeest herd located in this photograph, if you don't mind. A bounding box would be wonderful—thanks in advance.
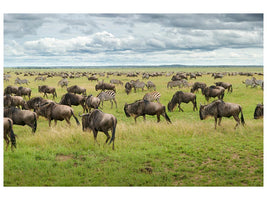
[3,70,264,151]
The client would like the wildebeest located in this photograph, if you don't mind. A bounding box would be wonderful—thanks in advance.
[23,97,53,110]
[143,91,161,103]
[4,95,26,108]
[201,85,225,102]
[95,82,116,92]
[199,100,245,129]
[167,80,183,89]
[125,82,132,95]
[190,82,207,93]
[38,85,57,99]
[124,100,171,123]
[59,93,87,112]
[4,85,19,96]
[67,85,86,95]
[58,78,69,88]
[85,95,100,112]
[215,82,233,93]
[168,91,197,112]
[35,102,80,127]
[3,117,17,151]
[146,81,156,90]
[213,73,224,79]
[4,107,37,133]
[254,104,263,119]
[131,80,146,92]
[80,109,117,150]
[16,86,32,99]
[110,79,123,86]
[88,76,99,81]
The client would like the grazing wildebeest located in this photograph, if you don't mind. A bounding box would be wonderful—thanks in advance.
[59,93,87,112]
[85,95,100,112]
[3,117,17,151]
[131,80,146,92]
[167,80,183,89]
[201,85,225,102]
[38,85,57,99]
[215,82,233,93]
[110,79,123,86]
[213,73,224,79]
[35,102,80,127]
[190,82,207,93]
[146,81,156,90]
[124,100,171,123]
[67,85,86,95]
[88,76,99,81]
[254,104,263,119]
[23,97,53,110]
[143,91,161,103]
[97,90,117,109]
[189,73,197,79]
[168,91,197,112]
[16,86,31,99]
[95,82,116,92]
[4,85,19,95]
[58,78,69,88]
[4,95,26,109]
[125,82,133,95]
[4,107,37,133]
[80,109,117,150]
[199,100,245,129]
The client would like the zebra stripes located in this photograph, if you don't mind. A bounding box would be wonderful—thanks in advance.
[97,90,117,109]
[143,91,161,103]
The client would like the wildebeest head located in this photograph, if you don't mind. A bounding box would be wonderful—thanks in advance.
[199,104,207,120]
[35,102,54,118]
[124,103,131,117]
[254,104,263,119]
[167,101,176,112]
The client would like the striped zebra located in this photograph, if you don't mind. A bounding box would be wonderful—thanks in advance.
[143,91,161,103]
[97,90,117,109]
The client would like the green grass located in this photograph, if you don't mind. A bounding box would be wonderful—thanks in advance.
[3,67,263,186]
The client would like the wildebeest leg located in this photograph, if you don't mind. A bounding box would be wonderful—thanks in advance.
[65,118,71,126]
[134,116,139,123]
[157,114,160,122]
[178,103,184,112]
[218,118,222,126]
[48,119,52,127]
[110,100,113,109]
[233,115,240,129]
[214,117,218,129]
[143,115,146,121]
[93,130,100,146]
[4,133,9,151]
[54,120,58,126]
[103,131,111,144]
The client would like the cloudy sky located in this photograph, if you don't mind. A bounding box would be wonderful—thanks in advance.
[4,13,263,67]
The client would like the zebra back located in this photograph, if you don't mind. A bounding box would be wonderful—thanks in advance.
[143,91,161,102]
[97,90,116,101]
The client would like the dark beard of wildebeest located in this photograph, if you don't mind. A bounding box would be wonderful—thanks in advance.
[124,100,171,123]
[167,91,197,112]
[38,85,57,99]
[4,117,17,151]
[201,85,225,102]
[190,82,207,93]
[79,109,117,150]
[199,100,245,129]
[67,85,86,95]
[59,93,87,113]
[95,82,116,92]
[85,94,100,112]
[215,82,233,93]
[35,102,80,127]
[254,104,263,119]
[4,107,37,133]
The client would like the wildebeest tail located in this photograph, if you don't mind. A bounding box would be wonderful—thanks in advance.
[163,106,172,123]
[8,119,17,149]
[109,117,117,150]
[33,113,37,133]
[71,110,80,125]
[240,106,245,125]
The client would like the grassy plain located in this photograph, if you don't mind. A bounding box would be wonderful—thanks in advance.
[3,67,263,186]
